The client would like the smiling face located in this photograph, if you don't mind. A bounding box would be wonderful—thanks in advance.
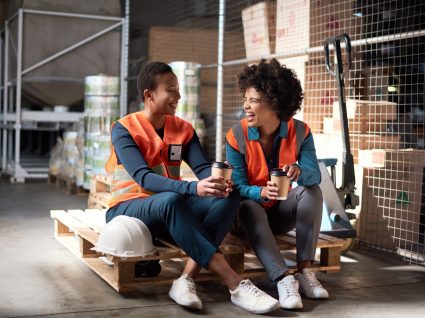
[243,87,278,128]
[145,72,181,116]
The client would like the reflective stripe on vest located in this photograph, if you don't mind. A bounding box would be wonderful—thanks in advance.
[226,118,309,207]
[106,112,194,208]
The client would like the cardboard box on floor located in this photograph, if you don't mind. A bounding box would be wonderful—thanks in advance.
[358,165,424,249]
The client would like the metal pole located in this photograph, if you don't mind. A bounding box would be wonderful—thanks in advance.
[119,0,129,117]
[22,21,123,76]
[23,9,123,22]
[202,28,425,69]
[0,30,3,171]
[2,22,9,171]
[215,0,225,161]
[14,10,23,170]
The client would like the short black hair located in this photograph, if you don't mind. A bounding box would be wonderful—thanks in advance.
[137,61,174,101]
[237,58,303,121]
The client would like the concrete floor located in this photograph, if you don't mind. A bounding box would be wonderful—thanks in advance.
[1,178,425,318]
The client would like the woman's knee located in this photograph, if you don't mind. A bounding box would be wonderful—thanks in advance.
[210,189,240,220]
[156,192,188,220]
[297,185,323,220]
[298,184,323,203]
[239,199,267,223]
[159,192,185,207]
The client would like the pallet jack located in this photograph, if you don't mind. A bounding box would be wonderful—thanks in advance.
[319,34,359,251]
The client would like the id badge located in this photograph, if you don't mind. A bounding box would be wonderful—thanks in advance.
[168,144,182,162]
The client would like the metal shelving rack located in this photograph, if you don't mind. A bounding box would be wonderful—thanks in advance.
[0,4,129,182]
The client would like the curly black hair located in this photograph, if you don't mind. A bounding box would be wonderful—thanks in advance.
[137,61,174,101]
[237,58,303,121]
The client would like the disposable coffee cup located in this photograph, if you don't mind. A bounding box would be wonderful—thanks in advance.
[211,161,233,182]
[270,168,290,200]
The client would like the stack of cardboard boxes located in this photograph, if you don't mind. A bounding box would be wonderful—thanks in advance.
[242,0,362,58]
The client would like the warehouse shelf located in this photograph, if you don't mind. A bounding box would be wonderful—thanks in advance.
[0,2,129,182]
[0,110,84,123]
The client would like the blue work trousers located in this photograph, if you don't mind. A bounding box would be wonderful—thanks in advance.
[106,191,240,269]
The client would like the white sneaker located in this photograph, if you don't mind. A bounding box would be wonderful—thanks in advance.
[277,275,303,309]
[295,268,329,299]
[230,279,280,314]
[169,274,202,310]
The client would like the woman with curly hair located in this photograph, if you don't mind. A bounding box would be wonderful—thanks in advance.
[226,58,328,310]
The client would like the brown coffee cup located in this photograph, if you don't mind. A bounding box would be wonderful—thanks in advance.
[211,161,233,182]
[270,168,290,200]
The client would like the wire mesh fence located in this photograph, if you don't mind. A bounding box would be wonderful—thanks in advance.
[129,0,424,265]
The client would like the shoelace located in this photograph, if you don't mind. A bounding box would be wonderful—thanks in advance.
[240,280,262,297]
[304,271,322,288]
[182,277,197,294]
[280,279,299,296]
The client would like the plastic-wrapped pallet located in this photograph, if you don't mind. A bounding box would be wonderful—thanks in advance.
[83,75,120,189]
[169,61,201,120]
[169,61,205,144]
[62,131,79,179]
[75,118,85,187]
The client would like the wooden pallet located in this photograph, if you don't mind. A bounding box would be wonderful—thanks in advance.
[48,173,88,196]
[51,209,343,293]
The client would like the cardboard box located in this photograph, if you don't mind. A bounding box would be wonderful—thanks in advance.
[275,0,363,54]
[358,166,424,249]
[149,26,244,65]
[242,1,276,59]
[323,116,390,134]
[275,0,309,54]
[314,133,400,165]
[358,149,386,168]
[333,99,397,121]
[364,65,393,101]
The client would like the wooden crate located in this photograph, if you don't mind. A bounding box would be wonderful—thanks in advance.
[87,175,111,209]
[87,170,200,209]
[51,209,343,293]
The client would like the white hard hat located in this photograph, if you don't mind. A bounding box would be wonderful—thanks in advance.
[92,215,155,258]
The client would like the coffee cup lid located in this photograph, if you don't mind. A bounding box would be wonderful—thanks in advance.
[212,161,232,169]
[271,168,287,176]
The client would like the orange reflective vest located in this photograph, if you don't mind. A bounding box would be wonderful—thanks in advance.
[226,118,309,207]
[105,112,194,208]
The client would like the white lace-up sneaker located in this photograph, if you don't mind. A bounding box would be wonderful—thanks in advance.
[295,268,329,299]
[230,279,280,314]
[169,274,202,310]
[277,275,303,309]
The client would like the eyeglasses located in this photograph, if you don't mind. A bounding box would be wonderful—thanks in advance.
[243,97,262,107]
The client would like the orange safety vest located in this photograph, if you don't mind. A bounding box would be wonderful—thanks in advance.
[226,118,309,207]
[105,112,194,208]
